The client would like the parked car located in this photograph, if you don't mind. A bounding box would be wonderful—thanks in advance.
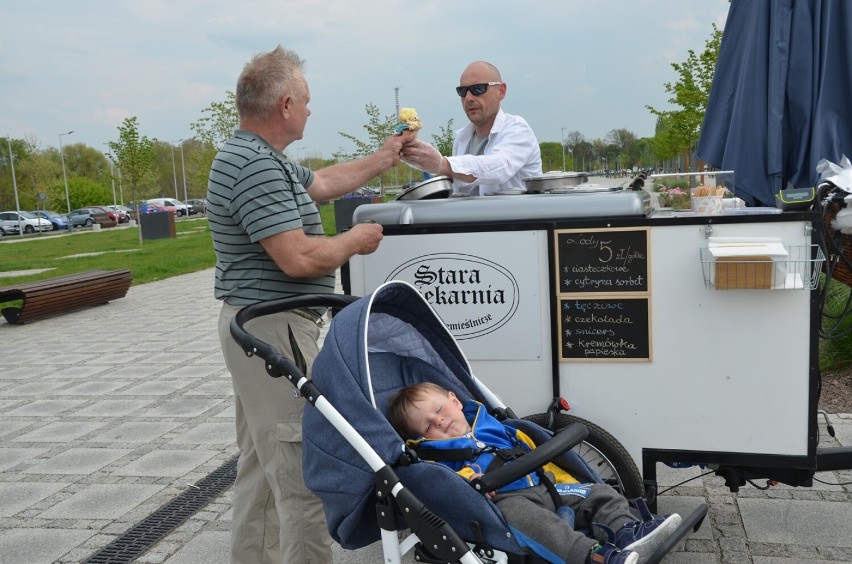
[185,199,207,214]
[0,211,52,235]
[106,205,132,223]
[146,198,192,217]
[93,205,130,224]
[30,210,69,231]
[67,207,116,228]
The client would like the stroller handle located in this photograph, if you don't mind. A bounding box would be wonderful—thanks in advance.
[471,422,589,495]
[230,294,359,380]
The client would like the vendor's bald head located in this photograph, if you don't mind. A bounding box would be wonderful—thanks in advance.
[458,61,506,136]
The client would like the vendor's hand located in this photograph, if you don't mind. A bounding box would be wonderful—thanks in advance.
[400,138,444,175]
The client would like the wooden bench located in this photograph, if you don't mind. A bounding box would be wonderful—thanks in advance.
[0,269,133,324]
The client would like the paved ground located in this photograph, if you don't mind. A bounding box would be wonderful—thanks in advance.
[2,207,852,563]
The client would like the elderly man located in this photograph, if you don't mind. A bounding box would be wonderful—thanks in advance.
[207,45,406,563]
[402,60,542,195]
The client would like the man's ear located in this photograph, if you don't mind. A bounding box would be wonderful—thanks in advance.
[278,95,291,117]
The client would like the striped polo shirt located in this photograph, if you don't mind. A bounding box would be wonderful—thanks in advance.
[207,130,335,305]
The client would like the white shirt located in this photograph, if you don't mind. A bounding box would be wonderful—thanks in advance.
[448,110,542,195]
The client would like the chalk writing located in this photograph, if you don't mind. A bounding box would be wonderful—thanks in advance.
[556,228,649,294]
[560,298,650,361]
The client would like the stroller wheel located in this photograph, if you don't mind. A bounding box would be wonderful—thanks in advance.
[523,412,645,499]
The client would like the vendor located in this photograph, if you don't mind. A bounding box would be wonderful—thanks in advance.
[401,61,542,196]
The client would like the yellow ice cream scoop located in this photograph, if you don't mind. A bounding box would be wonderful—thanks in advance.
[395,107,423,136]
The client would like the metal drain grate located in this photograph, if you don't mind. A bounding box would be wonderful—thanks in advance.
[84,454,238,564]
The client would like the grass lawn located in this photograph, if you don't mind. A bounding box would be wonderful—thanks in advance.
[0,203,342,289]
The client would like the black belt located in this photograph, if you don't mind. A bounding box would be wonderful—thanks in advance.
[292,308,325,327]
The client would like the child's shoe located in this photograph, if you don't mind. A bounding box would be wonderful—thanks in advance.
[608,498,682,562]
[589,543,639,564]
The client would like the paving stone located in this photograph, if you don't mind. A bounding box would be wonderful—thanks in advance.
[0,528,94,564]
[39,483,164,519]
[739,497,852,548]
[111,449,218,477]
[24,448,132,475]
[0,482,69,517]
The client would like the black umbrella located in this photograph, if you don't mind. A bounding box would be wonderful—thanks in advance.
[697,0,852,206]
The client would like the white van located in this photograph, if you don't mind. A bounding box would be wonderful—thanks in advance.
[146,198,192,217]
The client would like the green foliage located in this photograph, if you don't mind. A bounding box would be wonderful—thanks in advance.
[432,119,455,157]
[820,276,852,371]
[67,176,113,209]
[191,91,239,148]
[539,142,564,172]
[647,23,723,171]
[108,117,155,222]
[335,103,397,161]
[334,103,405,188]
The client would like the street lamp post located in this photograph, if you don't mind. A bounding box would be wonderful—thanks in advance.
[117,166,124,205]
[568,147,574,172]
[561,127,566,171]
[170,144,179,199]
[7,136,23,235]
[59,130,74,231]
[103,143,117,208]
[59,130,74,213]
[178,142,188,204]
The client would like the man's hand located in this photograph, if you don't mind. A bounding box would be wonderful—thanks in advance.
[379,135,405,168]
[400,138,444,175]
[344,222,383,255]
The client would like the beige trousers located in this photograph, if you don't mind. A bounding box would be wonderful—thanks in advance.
[218,302,333,564]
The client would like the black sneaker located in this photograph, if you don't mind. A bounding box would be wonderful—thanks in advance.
[605,498,682,562]
[589,543,639,564]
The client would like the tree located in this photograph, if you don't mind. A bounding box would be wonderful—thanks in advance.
[539,142,563,172]
[563,131,586,171]
[190,91,239,197]
[335,103,396,161]
[1,137,39,210]
[432,119,455,157]
[335,103,406,189]
[108,117,155,243]
[191,91,238,148]
[647,23,723,172]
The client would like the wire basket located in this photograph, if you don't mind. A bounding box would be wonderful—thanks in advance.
[699,245,825,290]
[822,200,852,287]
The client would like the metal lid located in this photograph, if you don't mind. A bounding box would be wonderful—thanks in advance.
[396,176,452,201]
[522,171,587,181]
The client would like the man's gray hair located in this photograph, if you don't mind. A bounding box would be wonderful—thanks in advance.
[236,45,306,121]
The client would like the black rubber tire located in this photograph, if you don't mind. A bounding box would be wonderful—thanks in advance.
[523,412,645,499]
[85,219,94,227]
[24,225,35,234]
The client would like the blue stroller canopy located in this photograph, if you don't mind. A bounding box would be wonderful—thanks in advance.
[302,281,601,556]
[303,280,515,550]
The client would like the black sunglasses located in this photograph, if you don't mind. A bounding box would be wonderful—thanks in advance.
[456,81,502,97]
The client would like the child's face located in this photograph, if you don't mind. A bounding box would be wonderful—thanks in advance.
[408,390,470,440]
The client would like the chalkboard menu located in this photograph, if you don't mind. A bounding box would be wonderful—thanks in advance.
[558,297,651,361]
[554,227,652,362]
[555,228,649,294]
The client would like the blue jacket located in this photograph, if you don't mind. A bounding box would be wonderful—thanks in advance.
[409,401,577,492]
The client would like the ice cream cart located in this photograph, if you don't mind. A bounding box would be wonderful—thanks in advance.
[344,181,850,500]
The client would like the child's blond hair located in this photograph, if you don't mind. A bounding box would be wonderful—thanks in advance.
[387,382,451,439]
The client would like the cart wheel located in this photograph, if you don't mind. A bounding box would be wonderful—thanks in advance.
[523,412,645,499]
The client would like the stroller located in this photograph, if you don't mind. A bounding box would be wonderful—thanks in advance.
[231,280,706,563]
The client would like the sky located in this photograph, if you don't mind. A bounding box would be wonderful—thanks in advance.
[0,0,731,160]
